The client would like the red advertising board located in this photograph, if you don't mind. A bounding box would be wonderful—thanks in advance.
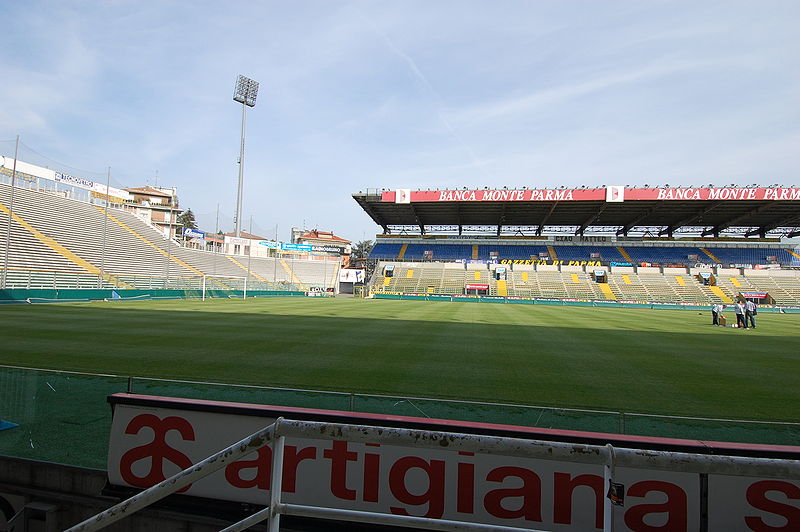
[465,284,490,290]
[381,187,800,203]
[106,394,800,531]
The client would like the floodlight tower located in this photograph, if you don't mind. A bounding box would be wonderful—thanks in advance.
[233,75,259,237]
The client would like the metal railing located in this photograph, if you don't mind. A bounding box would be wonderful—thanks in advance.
[64,417,800,532]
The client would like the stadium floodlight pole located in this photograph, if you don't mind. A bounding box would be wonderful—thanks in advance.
[98,167,111,289]
[212,203,219,276]
[233,75,259,238]
[1,135,19,289]
[245,215,253,298]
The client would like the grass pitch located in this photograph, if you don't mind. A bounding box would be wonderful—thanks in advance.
[1,297,798,422]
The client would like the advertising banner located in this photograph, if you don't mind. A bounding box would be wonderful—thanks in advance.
[182,228,205,240]
[54,171,95,190]
[740,292,768,298]
[106,395,800,531]
[258,241,280,249]
[339,269,365,283]
[225,236,250,247]
[464,284,489,290]
[91,182,133,202]
[312,245,346,253]
[380,187,800,203]
[281,243,313,252]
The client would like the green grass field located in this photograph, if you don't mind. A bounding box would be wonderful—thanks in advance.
[1,297,799,422]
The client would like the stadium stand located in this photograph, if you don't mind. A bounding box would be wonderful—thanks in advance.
[370,259,800,305]
[369,241,800,268]
[704,246,795,266]
[0,183,338,291]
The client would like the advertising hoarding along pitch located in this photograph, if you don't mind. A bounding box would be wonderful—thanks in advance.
[106,394,800,531]
[382,187,800,203]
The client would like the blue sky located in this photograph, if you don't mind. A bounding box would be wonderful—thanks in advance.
[1,1,798,242]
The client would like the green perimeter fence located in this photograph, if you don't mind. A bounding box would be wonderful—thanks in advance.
[373,293,800,312]
[1,366,798,470]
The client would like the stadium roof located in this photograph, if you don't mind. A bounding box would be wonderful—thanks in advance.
[353,186,800,238]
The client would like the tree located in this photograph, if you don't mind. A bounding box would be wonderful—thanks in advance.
[350,239,374,261]
[177,209,198,230]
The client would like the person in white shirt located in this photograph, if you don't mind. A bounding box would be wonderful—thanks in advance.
[745,300,757,329]
[735,301,747,328]
[711,303,722,325]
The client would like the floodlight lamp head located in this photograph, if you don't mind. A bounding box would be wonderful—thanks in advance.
[233,75,259,107]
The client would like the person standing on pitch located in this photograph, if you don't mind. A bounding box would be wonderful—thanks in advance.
[745,299,757,329]
[735,301,747,328]
[711,303,721,325]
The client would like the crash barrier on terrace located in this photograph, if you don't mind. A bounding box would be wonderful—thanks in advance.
[371,292,800,313]
[0,270,306,303]
[2,366,799,474]
[63,406,800,532]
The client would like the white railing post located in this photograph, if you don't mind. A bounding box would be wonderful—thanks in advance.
[63,418,282,532]
[269,432,286,532]
[604,443,615,532]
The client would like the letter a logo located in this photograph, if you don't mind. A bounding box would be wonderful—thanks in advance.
[606,186,624,203]
[396,189,411,204]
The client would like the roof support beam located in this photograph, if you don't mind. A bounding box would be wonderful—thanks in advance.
[537,202,558,236]
[658,201,725,236]
[497,203,506,237]
[616,205,661,236]
[409,204,425,235]
[576,204,607,236]
[701,202,777,237]
[744,214,800,237]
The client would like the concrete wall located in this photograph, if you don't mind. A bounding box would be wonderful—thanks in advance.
[611,266,635,273]
[0,456,240,532]
[744,269,798,277]
[638,267,662,274]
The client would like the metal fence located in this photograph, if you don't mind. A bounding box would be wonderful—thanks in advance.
[1,366,798,471]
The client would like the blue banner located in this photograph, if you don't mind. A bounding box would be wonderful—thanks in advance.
[281,243,312,251]
[183,228,206,239]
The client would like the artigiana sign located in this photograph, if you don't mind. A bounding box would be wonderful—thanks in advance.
[106,394,800,531]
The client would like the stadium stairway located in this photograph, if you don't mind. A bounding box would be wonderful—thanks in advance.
[496,279,507,296]
[699,247,722,264]
[93,205,204,277]
[0,201,100,275]
[599,283,616,300]
[709,285,734,303]
[279,259,307,290]
[226,256,268,283]
[617,246,633,262]
[397,244,408,260]
[547,245,557,260]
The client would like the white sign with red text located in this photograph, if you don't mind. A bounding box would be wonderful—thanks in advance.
[106,402,800,531]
